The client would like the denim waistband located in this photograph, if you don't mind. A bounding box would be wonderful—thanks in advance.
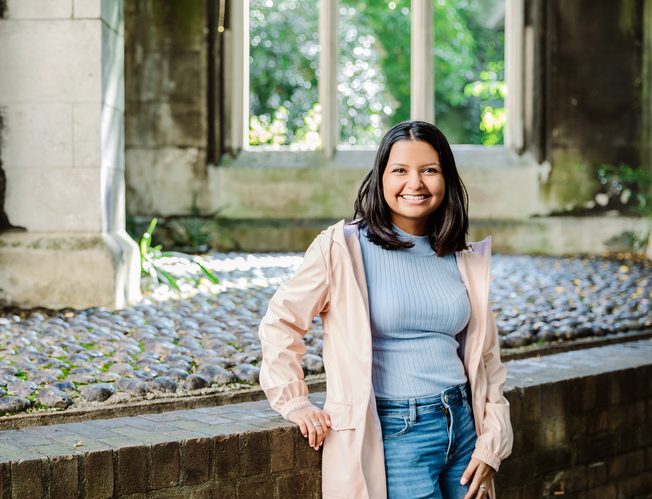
[375,381,471,412]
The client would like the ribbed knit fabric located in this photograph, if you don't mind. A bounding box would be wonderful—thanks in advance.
[358,224,471,399]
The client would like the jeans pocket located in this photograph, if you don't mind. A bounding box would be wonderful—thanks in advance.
[379,414,412,440]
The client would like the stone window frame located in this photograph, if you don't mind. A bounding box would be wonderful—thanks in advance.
[223,0,528,168]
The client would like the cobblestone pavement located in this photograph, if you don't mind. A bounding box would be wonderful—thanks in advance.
[0,252,650,416]
[1,337,650,460]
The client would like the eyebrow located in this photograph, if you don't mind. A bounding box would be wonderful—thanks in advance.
[387,162,441,168]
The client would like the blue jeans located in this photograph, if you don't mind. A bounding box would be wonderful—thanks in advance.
[376,382,479,499]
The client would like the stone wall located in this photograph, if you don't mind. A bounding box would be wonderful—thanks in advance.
[124,0,210,216]
[121,0,652,257]
[0,339,650,498]
[0,0,141,309]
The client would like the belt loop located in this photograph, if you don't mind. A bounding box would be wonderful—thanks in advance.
[409,398,416,423]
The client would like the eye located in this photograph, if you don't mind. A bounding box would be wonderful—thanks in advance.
[422,167,440,174]
[392,167,406,173]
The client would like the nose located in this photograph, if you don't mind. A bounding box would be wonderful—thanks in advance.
[406,171,422,189]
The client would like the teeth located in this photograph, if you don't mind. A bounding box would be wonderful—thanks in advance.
[401,194,427,200]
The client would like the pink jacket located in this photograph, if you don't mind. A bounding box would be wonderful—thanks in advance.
[259,220,513,499]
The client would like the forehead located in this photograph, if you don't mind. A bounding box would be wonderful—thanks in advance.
[386,140,440,163]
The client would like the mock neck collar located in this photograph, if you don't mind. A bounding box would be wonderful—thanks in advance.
[391,224,435,256]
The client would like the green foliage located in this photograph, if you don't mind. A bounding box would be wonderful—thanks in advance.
[249,0,319,146]
[597,163,652,254]
[248,0,505,146]
[597,164,652,215]
[139,218,221,292]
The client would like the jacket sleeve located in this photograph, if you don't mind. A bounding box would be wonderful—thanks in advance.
[471,303,514,472]
[258,234,331,420]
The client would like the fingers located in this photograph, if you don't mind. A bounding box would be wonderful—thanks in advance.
[462,459,491,499]
[460,458,478,488]
[287,406,331,451]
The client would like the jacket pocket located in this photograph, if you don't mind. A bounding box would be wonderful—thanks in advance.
[323,400,356,430]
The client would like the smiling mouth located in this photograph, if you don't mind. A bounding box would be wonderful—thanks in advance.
[400,194,430,200]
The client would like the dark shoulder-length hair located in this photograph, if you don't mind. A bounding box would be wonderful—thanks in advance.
[352,120,469,257]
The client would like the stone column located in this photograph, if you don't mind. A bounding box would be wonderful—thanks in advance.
[0,0,141,309]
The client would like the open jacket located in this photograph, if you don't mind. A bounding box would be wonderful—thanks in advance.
[258,220,513,499]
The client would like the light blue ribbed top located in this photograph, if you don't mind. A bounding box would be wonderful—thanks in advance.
[358,224,470,398]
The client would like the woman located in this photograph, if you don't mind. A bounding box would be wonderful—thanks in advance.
[258,120,513,499]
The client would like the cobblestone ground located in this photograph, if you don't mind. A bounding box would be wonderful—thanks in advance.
[0,252,650,416]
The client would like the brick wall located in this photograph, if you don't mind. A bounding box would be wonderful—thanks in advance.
[0,340,651,498]
[496,365,652,498]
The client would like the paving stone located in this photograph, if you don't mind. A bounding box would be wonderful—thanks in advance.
[37,386,73,409]
[79,383,116,402]
[0,396,31,415]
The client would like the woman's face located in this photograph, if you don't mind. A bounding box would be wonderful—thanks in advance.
[381,139,446,235]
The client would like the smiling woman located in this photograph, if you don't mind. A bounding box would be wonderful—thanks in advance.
[258,120,513,499]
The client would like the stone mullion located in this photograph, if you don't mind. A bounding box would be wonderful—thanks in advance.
[319,0,339,159]
[410,0,434,123]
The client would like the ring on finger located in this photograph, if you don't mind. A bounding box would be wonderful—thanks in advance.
[480,483,487,492]
[312,421,322,428]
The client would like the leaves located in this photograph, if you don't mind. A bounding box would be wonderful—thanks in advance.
[138,219,220,291]
[248,0,506,146]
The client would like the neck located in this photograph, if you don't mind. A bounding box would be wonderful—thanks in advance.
[391,217,428,236]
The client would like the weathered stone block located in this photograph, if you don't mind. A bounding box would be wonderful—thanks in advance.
[522,385,541,424]
[275,470,320,499]
[270,427,294,473]
[586,408,608,433]
[617,473,652,498]
[150,441,179,490]
[240,432,269,477]
[4,167,101,231]
[210,481,236,499]
[581,484,617,499]
[6,0,72,19]
[73,0,100,19]
[49,454,79,499]
[585,461,607,488]
[214,434,239,480]
[570,375,597,412]
[236,476,275,498]
[607,449,645,481]
[116,446,147,495]
[577,432,619,462]
[2,103,73,169]
[494,456,534,488]
[180,438,210,485]
[73,102,102,168]
[494,486,522,499]
[295,435,321,470]
[539,380,569,422]
[10,459,44,499]
[83,450,113,499]
[0,20,100,102]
